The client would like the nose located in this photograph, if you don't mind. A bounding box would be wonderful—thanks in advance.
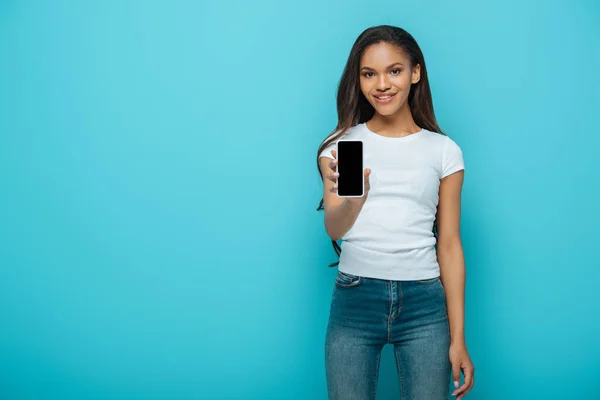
[377,74,391,90]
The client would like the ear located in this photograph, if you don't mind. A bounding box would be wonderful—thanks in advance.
[411,63,421,84]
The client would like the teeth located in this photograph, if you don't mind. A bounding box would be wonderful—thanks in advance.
[376,94,393,99]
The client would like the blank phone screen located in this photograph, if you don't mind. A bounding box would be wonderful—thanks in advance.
[337,140,363,197]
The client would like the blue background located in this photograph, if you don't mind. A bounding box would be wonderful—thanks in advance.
[1,0,599,399]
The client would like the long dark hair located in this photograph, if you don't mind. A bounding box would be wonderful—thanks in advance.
[316,25,446,267]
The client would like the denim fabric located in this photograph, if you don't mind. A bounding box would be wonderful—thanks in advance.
[325,271,452,400]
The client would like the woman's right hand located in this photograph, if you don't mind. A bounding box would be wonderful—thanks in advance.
[326,149,372,206]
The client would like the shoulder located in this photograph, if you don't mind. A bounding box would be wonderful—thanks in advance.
[421,129,463,154]
[440,134,463,158]
[435,133,465,177]
[318,124,365,159]
[418,129,465,177]
[420,129,455,144]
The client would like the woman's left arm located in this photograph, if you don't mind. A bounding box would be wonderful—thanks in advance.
[436,169,474,399]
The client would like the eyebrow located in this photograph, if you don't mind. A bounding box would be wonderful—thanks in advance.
[360,62,404,71]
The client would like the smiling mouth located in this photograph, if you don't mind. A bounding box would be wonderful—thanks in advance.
[373,92,397,103]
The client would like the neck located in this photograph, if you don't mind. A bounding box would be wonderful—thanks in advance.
[367,103,421,137]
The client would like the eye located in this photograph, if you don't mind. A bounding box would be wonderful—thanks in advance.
[363,72,375,78]
[390,69,402,75]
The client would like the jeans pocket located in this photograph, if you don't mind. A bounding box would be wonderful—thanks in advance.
[335,271,362,288]
[415,276,440,284]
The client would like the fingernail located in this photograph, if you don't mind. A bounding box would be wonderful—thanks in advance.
[454,381,459,388]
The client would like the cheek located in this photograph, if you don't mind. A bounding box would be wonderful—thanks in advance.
[359,79,369,95]
[360,83,376,103]
[391,74,411,90]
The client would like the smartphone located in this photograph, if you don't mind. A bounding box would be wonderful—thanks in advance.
[336,140,364,197]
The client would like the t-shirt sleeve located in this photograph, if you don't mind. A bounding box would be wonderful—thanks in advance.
[319,132,343,159]
[319,141,336,159]
[441,137,465,178]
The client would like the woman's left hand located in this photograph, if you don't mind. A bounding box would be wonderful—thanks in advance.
[449,341,474,399]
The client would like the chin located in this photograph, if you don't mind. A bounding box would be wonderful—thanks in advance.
[373,106,401,116]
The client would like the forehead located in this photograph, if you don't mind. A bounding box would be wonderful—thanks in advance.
[360,42,408,67]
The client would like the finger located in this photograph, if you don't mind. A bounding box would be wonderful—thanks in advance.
[328,151,337,169]
[464,376,474,397]
[330,184,337,193]
[460,368,474,398]
[329,158,337,170]
[363,168,371,192]
[457,382,472,400]
[451,363,461,395]
[455,367,474,398]
[328,172,339,183]
[454,381,469,398]
[462,366,473,390]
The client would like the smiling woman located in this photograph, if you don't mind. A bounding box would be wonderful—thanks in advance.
[315,25,474,400]
[361,58,417,107]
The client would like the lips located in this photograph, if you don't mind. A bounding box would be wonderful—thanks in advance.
[373,92,397,103]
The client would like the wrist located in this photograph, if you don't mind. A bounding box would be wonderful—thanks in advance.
[343,198,361,212]
[345,196,365,209]
[450,336,466,347]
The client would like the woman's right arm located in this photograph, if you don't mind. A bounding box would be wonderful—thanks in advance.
[318,152,370,241]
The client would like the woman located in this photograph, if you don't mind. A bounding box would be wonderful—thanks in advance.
[317,25,475,399]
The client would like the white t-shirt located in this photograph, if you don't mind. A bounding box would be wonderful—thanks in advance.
[319,122,465,281]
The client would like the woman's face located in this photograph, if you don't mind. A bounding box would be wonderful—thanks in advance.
[359,42,420,116]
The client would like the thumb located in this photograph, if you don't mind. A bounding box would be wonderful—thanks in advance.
[363,168,372,194]
[452,363,461,389]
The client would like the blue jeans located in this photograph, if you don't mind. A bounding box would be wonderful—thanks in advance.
[325,271,452,400]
